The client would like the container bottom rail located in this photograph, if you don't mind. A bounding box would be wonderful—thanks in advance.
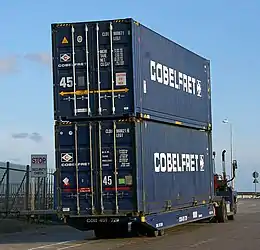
[61,198,237,239]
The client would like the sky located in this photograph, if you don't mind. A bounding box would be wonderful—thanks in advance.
[0,0,259,191]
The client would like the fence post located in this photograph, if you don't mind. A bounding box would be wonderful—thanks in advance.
[5,162,10,214]
[25,165,30,210]
[43,177,46,210]
[31,178,35,211]
[37,177,40,210]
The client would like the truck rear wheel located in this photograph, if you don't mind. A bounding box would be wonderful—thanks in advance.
[94,226,116,239]
[227,214,235,220]
[147,229,165,237]
[94,227,107,239]
[158,229,165,236]
[148,230,159,237]
[215,199,228,223]
[94,225,128,239]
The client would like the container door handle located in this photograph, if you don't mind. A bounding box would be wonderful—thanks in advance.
[113,121,119,214]
[110,22,116,115]
[96,23,102,115]
[85,24,91,116]
[74,123,80,214]
[98,121,104,213]
[89,122,95,214]
[71,26,77,116]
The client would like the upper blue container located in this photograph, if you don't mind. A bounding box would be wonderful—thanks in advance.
[51,18,211,129]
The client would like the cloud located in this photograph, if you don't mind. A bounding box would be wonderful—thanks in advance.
[0,56,18,74]
[23,52,51,65]
[0,129,54,167]
[0,53,51,75]
[11,132,29,139]
[29,132,43,143]
[11,132,43,143]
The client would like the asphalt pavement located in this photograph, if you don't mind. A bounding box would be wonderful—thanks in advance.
[0,199,259,250]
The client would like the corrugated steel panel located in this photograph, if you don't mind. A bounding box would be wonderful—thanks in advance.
[136,120,213,214]
[133,23,211,128]
[55,119,213,216]
[51,18,211,128]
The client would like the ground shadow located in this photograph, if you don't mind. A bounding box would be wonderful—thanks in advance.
[0,220,94,245]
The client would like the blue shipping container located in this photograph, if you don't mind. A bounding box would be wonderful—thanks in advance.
[55,119,213,216]
[51,18,211,128]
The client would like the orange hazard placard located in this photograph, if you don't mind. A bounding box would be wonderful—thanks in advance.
[62,37,69,44]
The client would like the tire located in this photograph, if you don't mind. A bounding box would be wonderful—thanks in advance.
[148,230,159,237]
[94,228,107,239]
[94,228,104,239]
[233,203,238,214]
[158,229,165,236]
[215,199,228,223]
[95,225,128,239]
[94,226,114,239]
[228,214,235,221]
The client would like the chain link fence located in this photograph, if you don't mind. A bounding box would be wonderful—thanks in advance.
[0,161,55,216]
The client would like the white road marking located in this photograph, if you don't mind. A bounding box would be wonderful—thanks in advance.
[57,242,88,250]
[27,241,76,250]
[189,238,216,248]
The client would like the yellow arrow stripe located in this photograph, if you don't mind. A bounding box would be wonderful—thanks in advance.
[60,88,129,96]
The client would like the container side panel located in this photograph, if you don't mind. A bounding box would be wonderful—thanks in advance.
[137,121,213,214]
[52,20,134,120]
[207,125,214,196]
[206,61,212,128]
[134,25,211,127]
[55,120,136,215]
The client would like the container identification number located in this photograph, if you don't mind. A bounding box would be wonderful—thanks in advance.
[86,218,120,223]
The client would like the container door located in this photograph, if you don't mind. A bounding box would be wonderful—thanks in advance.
[92,20,134,117]
[52,24,95,119]
[56,120,136,215]
[94,120,135,214]
[56,122,95,215]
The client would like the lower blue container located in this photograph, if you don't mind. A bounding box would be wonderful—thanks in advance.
[54,118,214,216]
